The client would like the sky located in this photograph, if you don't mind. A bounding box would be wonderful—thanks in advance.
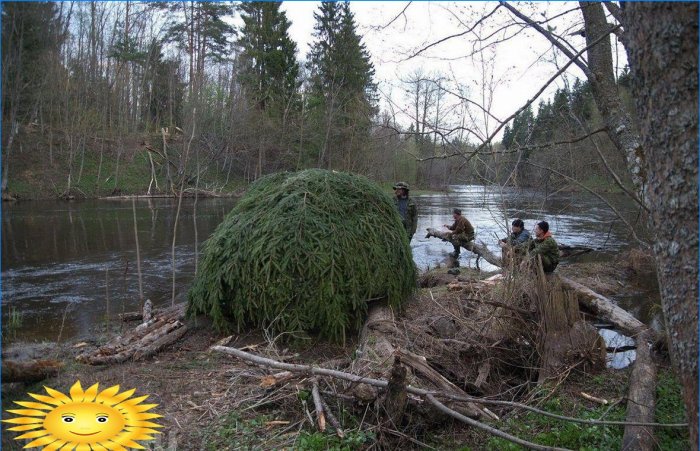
[281,2,627,141]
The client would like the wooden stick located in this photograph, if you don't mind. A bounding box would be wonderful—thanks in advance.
[580,392,609,405]
[311,380,326,432]
[318,392,345,438]
[426,394,572,451]
[211,346,686,428]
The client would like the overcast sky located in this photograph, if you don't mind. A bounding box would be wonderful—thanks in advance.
[281,2,627,141]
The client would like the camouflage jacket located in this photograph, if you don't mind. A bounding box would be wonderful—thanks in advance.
[395,196,418,237]
[528,233,559,272]
[448,215,474,241]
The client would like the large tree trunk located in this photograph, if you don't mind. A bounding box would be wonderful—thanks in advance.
[622,3,699,446]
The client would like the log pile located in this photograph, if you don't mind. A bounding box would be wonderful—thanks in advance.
[77,303,187,365]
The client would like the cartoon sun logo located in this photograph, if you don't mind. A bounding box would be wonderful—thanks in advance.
[3,380,162,450]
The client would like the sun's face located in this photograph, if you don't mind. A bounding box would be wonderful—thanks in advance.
[3,380,162,450]
[43,402,126,443]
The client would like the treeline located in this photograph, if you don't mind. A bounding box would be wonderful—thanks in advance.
[473,74,636,191]
[1,1,633,199]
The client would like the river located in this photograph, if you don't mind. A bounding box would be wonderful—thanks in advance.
[2,185,657,360]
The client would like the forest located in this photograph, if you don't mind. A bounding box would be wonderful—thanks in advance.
[3,1,634,200]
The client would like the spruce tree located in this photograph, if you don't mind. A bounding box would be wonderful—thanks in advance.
[238,2,299,113]
[306,1,377,169]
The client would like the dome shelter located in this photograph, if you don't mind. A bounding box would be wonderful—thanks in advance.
[187,169,416,343]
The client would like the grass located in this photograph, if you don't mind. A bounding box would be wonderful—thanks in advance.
[6,136,245,199]
[482,369,688,451]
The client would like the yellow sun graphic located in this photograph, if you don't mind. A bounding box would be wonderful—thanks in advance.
[3,380,162,450]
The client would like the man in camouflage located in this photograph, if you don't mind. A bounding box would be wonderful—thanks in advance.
[393,181,417,241]
[525,220,559,273]
[443,208,475,258]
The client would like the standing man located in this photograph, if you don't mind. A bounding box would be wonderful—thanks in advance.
[393,181,417,241]
[525,221,559,273]
[443,208,474,258]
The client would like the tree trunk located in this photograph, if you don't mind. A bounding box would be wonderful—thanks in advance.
[2,360,63,383]
[622,3,699,446]
[425,228,501,267]
[579,3,646,197]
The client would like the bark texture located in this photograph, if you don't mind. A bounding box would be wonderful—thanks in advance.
[579,2,646,196]
[622,3,699,447]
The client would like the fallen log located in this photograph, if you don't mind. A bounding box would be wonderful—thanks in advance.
[425,229,594,266]
[559,277,658,451]
[559,277,653,339]
[622,329,657,451]
[2,360,63,383]
[425,228,502,267]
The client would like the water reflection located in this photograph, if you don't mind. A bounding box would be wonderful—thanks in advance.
[3,198,237,341]
[2,185,653,342]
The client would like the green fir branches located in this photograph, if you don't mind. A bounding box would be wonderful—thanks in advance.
[187,169,416,342]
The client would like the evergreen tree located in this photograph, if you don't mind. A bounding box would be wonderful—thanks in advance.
[306,1,377,169]
[238,2,299,113]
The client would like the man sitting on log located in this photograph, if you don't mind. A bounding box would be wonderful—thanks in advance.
[522,221,559,273]
[499,218,531,267]
[443,208,475,258]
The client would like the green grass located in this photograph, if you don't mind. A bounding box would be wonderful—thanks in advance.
[484,370,688,451]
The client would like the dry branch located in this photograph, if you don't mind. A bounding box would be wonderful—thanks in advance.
[210,345,686,428]
[425,394,571,451]
[311,380,326,432]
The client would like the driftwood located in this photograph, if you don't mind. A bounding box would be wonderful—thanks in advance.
[425,228,501,266]
[77,303,187,365]
[2,360,63,383]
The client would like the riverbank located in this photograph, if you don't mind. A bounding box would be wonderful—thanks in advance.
[1,258,688,450]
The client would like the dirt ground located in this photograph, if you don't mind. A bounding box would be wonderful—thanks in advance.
[1,251,673,450]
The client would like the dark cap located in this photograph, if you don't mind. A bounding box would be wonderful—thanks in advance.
[453,208,462,215]
[393,181,409,191]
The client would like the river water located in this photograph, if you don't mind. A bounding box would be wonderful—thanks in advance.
[2,185,657,365]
